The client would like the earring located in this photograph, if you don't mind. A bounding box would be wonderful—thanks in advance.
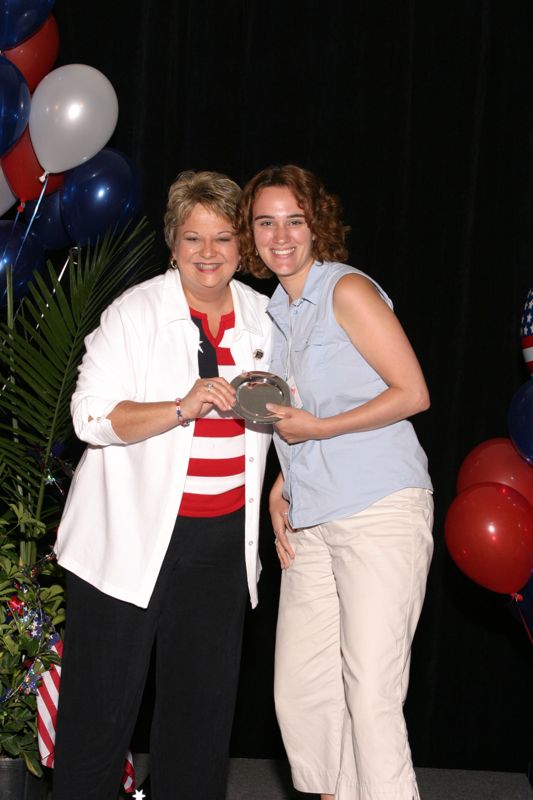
[170,257,178,269]
[254,248,258,257]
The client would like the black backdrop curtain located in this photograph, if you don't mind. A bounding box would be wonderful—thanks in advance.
[52,0,533,774]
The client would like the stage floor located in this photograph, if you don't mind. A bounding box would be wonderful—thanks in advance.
[44,755,533,799]
[226,757,533,800]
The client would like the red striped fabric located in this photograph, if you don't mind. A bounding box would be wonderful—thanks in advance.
[179,309,246,517]
[122,752,135,794]
[179,485,246,517]
[187,454,245,478]
[216,346,234,365]
[193,417,244,436]
[522,334,533,376]
[520,289,533,375]
[36,636,136,793]
[37,638,63,768]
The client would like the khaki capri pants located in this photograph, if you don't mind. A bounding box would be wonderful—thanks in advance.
[274,488,434,800]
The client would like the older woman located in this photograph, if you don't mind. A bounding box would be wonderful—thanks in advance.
[53,171,272,800]
[238,165,433,800]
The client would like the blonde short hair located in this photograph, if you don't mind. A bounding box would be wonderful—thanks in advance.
[164,170,242,251]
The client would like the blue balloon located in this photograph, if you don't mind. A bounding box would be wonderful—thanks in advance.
[23,190,71,251]
[0,56,30,158]
[0,220,44,303]
[60,148,142,246]
[508,381,533,464]
[0,0,55,50]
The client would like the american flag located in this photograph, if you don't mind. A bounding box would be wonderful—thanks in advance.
[36,635,63,769]
[521,288,533,376]
[36,636,136,793]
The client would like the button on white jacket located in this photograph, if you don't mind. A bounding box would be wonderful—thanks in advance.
[56,268,273,608]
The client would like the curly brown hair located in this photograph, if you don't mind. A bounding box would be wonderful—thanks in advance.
[237,165,350,278]
[164,170,241,252]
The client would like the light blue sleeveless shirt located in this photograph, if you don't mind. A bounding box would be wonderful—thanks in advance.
[267,261,432,528]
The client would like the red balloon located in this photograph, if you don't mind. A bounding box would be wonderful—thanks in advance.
[457,437,533,507]
[1,128,63,203]
[3,16,59,93]
[445,482,533,593]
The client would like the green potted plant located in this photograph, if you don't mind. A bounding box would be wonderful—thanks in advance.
[0,505,64,797]
[0,221,156,796]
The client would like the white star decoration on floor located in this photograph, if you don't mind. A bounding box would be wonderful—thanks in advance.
[132,790,146,800]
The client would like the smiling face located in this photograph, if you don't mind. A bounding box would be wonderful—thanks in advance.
[172,203,239,306]
[252,186,315,297]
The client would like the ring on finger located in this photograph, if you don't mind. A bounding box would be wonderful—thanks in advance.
[206,381,214,390]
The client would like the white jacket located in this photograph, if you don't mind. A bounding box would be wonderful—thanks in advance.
[56,268,273,608]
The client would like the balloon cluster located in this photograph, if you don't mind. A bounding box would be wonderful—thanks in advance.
[446,294,533,607]
[0,1,142,299]
[446,439,533,594]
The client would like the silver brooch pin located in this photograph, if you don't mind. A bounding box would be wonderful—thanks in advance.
[253,349,264,360]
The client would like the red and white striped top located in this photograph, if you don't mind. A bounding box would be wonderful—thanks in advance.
[178,308,245,517]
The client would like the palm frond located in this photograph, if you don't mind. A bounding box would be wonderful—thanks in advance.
[0,219,157,531]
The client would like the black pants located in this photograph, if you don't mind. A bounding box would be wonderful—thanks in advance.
[53,508,248,800]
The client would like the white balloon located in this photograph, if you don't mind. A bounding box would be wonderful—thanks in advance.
[0,164,17,216]
[29,64,119,174]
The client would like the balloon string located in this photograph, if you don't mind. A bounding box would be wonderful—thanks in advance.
[0,250,72,397]
[510,593,533,644]
[13,175,49,269]
[516,606,533,644]
[34,251,71,333]
[0,210,21,270]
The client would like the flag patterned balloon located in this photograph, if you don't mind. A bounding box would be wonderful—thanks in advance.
[521,288,533,377]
